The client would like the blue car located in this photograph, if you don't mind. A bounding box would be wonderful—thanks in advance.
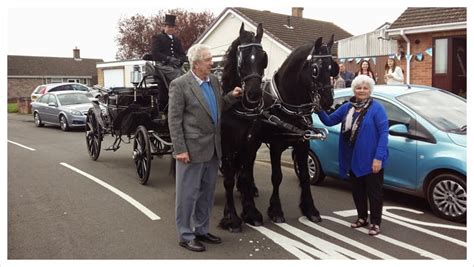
[293,85,466,222]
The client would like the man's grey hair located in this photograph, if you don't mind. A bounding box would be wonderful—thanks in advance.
[187,44,211,69]
[351,74,375,94]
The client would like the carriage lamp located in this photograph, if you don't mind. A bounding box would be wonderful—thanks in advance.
[131,65,142,86]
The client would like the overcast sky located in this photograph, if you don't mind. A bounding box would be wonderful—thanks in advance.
[7,6,409,62]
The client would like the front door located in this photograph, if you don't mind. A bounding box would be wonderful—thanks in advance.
[432,36,467,97]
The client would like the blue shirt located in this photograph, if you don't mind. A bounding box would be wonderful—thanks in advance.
[317,100,389,178]
[191,71,218,124]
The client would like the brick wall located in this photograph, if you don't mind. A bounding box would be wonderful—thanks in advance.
[8,78,44,100]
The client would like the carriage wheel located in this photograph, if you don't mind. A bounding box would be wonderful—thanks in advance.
[85,109,102,161]
[133,125,152,185]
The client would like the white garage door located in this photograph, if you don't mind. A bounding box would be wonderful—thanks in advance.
[104,69,124,88]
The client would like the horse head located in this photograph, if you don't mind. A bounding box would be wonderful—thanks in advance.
[305,35,339,110]
[222,22,267,112]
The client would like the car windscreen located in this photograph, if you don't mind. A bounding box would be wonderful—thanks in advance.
[57,93,91,106]
[396,90,466,133]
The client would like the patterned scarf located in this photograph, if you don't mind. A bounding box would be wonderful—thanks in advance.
[342,97,372,145]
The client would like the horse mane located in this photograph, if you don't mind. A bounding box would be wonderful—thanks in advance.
[276,43,312,96]
[221,30,256,94]
[221,38,241,94]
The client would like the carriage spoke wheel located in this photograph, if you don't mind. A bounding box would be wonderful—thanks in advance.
[133,126,152,185]
[85,109,102,161]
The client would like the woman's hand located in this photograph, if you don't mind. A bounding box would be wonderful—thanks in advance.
[372,159,382,173]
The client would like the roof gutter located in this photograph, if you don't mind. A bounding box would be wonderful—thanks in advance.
[399,29,410,84]
[386,21,466,35]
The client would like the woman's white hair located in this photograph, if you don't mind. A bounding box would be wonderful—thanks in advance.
[187,44,211,69]
[351,75,375,94]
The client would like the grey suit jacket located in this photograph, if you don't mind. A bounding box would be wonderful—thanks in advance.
[168,71,239,163]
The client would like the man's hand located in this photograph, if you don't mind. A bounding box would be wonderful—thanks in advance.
[176,152,190,164]
[232,86,243,98]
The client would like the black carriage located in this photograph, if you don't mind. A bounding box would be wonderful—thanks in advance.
[85,59,175,184]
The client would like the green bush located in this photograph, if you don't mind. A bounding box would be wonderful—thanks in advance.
[8,103,18,113]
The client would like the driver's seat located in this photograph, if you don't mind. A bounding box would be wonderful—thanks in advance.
[142,53,169,112]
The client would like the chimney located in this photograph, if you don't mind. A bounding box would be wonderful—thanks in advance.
[292,7,303,18]
[73,47,81,60]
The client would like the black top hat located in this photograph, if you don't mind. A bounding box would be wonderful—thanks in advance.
[163,14,176,26]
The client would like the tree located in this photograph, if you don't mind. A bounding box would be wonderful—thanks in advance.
[115,9,215,60]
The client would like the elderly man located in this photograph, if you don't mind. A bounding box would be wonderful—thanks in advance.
[168,44,242,252]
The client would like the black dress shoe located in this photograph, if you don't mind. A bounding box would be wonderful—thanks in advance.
[179,239,206,252]
[196,233,222,244]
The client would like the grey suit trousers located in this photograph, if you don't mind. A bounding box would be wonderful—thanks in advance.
[175,153,219,242]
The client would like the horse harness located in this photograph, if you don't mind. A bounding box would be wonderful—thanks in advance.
[232,44,332,141]
[259,51,334,141]
[233,42,267,117]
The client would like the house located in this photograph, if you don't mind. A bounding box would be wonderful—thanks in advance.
[386,7,466,96]
[7,48,103,99]
[337,7,466,96]
[195,7,352,78]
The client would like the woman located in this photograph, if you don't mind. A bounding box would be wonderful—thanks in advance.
[355,60,376,82]
[384,58,404,84]
[317,75,389,236]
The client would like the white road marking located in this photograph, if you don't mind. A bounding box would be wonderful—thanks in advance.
[60,162,160,221]
[299,216,396,259]
[273,221,370,259]
[330,212,446,259]
[382,206,467,231]
[335,207,466,247]
[8,140,36,151]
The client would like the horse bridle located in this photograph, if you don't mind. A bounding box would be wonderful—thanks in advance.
[236,43,266,113]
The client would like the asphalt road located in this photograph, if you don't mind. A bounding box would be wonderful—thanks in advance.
[7,113,467,260]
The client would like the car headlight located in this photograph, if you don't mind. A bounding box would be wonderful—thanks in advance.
[69,110,82,116]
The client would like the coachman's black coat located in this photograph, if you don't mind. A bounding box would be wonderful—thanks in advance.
[151,31,186,66]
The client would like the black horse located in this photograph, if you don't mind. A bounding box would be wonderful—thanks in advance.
[223,36,339,230]
[219,23,268,232]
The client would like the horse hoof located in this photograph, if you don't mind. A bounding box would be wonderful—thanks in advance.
[307,215,322,223]
[271,216,286,223]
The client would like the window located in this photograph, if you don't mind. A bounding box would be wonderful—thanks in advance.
[72,84,88,92]
[49,95,58,105]
[38,94,50,104]
[68,79,80,83]
[376,98,411,126]
[435,38,448,74]
[50,85,73,92]
[50,78,63,83]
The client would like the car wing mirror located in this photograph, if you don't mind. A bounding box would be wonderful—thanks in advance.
[48,102,57,107]
[389,124,408,137]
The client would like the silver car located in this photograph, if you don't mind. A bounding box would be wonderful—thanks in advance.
[30,82,99,102]
[31,91,93,131]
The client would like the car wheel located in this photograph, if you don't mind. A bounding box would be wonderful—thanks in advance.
[293,150,325,185]
[59,115,69,131]
[427,173,466,222]
[34,112,44,127]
